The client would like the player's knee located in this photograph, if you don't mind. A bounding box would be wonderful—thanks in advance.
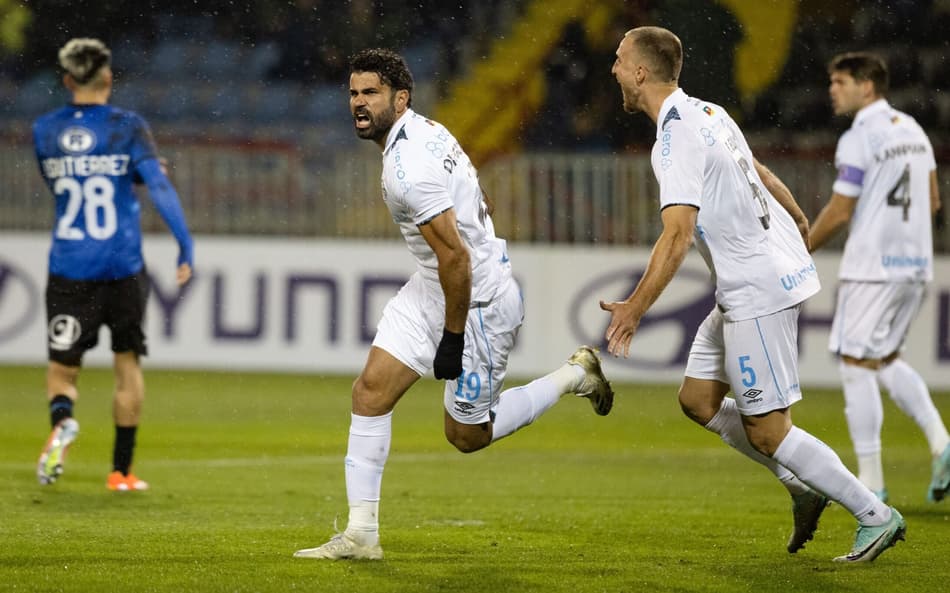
[678,389,717,426]
[444,424,490,454]
[351,376,392,416]
[447,436,484,454]
[745,429,781,457]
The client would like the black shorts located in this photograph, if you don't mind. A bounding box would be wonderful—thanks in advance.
[45,270,150,366]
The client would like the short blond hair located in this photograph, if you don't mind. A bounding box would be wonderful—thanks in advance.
[58,38,111,86]
[627,26,682,83]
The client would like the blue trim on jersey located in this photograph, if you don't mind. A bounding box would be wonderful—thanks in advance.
[476,307,496,410]
[754,318,784,404]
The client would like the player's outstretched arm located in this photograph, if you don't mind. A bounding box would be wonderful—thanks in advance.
[600,204,696,358]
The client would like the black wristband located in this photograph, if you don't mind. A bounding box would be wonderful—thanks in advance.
[433,328,465,380]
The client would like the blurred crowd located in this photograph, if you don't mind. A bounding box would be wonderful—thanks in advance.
[2,0,949,154]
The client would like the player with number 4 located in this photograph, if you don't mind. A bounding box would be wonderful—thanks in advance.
[32,38,193,492]
[599,27,906,562]
[810,52,950,505]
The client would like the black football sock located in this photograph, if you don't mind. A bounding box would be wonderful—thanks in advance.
[113,425,138,475]
[49,395,74,428]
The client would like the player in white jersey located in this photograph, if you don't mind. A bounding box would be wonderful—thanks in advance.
[600,27,905,562]
[294,48,614,561]
[810,51,950,504]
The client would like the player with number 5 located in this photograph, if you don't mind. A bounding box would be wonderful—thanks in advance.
[810,52,950,506]
[32,38,194,492]
[600,27,906,563]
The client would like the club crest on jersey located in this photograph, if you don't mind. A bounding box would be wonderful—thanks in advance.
[58,126,97,155]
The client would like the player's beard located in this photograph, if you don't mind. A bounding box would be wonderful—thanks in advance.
[621,84,641,114]
[355,98,398,143]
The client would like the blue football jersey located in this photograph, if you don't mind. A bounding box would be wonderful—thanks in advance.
[33,104,164,280]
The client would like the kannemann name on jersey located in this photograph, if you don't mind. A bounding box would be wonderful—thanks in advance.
[832,99,935,282]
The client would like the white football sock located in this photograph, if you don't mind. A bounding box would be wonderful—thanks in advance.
[840,361,885,491]
[344,411,392,544]
[490,364,582,442]
[773,426,890,526]
[704,398,809,495]
[878,358,950,456]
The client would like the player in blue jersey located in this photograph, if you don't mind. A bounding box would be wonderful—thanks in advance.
[33,38,194,492]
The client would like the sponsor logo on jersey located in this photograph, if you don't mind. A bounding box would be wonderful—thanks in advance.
[780,262,818,292]
[58,126,97,155]
[703,105,714,116]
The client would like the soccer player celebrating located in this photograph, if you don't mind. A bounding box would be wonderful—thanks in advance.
[293,48,613,560]
[809,52,950,504]
[599,27,905,562]
[33,38,194,491]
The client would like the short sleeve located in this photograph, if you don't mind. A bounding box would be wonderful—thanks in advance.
[654,119,705,210]
[402,151,453,225]
[832,129,865,197]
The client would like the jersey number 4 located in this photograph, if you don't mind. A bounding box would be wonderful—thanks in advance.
[54,175,117,240]
[886,164,911,222]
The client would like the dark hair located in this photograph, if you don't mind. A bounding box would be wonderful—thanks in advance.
[828,52,889,95]
[350,48,414,107]
[629,26,682,83]
[58,38,111,85]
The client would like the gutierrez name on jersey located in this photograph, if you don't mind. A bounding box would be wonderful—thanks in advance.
[42,154,131,179]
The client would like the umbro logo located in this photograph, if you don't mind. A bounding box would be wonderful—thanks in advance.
[454,401,476,415]
[741,388,763,403]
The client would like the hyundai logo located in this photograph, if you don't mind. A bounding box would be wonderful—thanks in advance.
[569,266,716,369]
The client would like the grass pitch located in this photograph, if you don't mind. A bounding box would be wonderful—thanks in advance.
[1,364,949,592]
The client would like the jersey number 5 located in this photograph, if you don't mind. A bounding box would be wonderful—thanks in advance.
[886,164,911,222]
[54,175,117,240]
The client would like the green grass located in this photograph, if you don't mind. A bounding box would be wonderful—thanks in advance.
[1,365,949,592]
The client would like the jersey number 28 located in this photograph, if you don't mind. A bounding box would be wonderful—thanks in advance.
[54,175,117,240]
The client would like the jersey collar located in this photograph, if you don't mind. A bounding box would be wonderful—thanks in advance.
[656,88,687,132]
[853,98,890,126]
[383,108,415,154]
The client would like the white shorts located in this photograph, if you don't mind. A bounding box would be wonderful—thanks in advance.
[829,281,926,360]
[685,306,804,415]
[373,272,524,424]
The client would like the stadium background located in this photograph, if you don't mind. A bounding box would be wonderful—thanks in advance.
[2,4,950,591]
[0,0,948,387]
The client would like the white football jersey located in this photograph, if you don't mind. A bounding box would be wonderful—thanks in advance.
[380,109,510,303]
[832,99,936,282]
[652,89,820,321]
